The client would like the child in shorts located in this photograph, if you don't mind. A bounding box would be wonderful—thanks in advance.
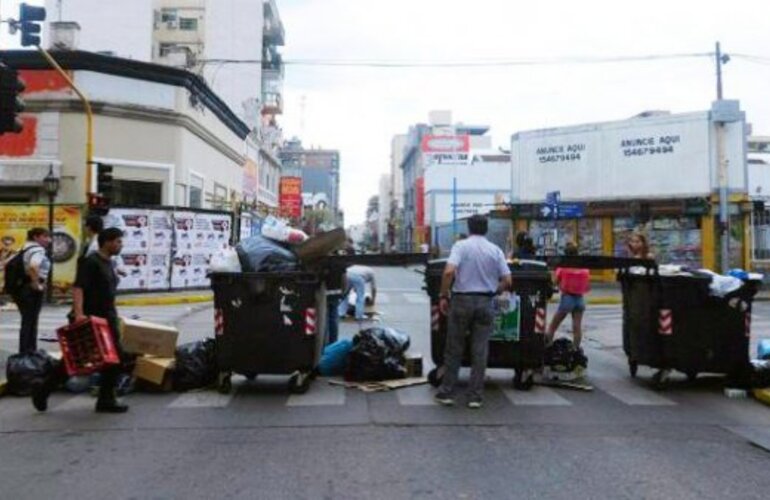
[546,242,590,349]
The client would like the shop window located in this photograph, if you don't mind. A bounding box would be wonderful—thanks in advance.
[613,216,702,268]
[577,219,602,255]
[529,219,577,256]
[113,180,162,206]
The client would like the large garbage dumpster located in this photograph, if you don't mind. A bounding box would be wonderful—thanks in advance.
[210,271,327,394]
[618,267,761,388]
[424,259,553,390]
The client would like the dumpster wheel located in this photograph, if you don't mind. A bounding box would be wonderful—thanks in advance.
[513,370,534,391]
[628,360,638,378]
[685,370,698,382]
[217,372,233,395]
[651,369,671,390]
[289,372,312,394]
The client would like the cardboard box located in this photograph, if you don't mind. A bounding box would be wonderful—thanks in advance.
[134,356,175,391]
[120,318,179,357]
[405,353,423,378]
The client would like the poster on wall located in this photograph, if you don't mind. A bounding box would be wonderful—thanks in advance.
[171,210,232,289]
[104,208,155,291]
[171,211,196,289]
[0,205,82,297]
[147,210,172,290]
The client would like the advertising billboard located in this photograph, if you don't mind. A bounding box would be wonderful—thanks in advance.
[280,176,303,218]
[0,205,82,297]
[511,111,747,202]
[421,135,470,166]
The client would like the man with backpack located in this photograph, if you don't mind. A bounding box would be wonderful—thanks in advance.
[4,228,52,354]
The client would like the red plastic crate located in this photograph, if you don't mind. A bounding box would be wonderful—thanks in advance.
[57,316,120,376]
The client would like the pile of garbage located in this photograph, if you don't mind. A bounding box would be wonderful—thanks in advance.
[4,320,221,398]
[632,264,762,299]
[317,327,420,382]
[544,338,588,377]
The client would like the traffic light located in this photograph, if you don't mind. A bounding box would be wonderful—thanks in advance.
[96,163,114,201]
[19,3,47,47]
[0,63,26,134]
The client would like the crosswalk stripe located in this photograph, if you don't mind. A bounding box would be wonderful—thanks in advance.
[396,384,438,406]
[403,293,428,305]
[54,394,95,412]
[590,378,677,406]
[501,386,572,406]
[168,391,233,408]
[287,381,345,406]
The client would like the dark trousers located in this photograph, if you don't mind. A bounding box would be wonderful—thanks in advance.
[97,313,124,403]
[14,287,44,354]
[327,295,341,345]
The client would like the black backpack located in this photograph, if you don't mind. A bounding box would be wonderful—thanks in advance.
[3,249,30,296]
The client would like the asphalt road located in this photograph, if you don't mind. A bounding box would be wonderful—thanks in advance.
[0,266,768,499]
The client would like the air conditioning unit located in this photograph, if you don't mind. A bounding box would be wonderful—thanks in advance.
[166,20,178,30]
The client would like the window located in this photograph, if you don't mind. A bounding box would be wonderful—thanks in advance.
[113,180,162,206]
[159,43,176,57]
[161,9,177,22]
[189,187,202,208]
[179,18,198,31]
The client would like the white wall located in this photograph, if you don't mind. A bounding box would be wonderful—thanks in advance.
[378,174,391,245]
[45,0,154,60]
[511,110,748,203]
[203,0,264,129]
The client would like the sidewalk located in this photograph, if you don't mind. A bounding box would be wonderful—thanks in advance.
[1,290,213,311]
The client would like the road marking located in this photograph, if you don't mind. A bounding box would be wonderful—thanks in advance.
[54,395,95,412]
[403,293,429,305]
[396,384,439,406]
[168,391,233,408]
[287,381,345,406]
[591,378,677,406]
[502,386,572,406]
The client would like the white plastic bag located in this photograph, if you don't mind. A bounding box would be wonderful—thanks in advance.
[209,246,242,273]
[262,215,308,244]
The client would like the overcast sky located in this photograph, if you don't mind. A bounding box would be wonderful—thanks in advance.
[3,1,770,225]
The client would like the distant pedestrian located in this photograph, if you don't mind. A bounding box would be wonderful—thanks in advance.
[513,231,536,259]
[12,228,51,354]
[435,215,512,409]
[338,265,377,321]
[546,242,590,349]
[627,232,654,260]
[35,227,130,413]
[82,214,104,258]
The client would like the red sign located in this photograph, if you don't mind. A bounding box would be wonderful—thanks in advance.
[415,177,425,226]
[420,135,470,153]
[280,177,302,218]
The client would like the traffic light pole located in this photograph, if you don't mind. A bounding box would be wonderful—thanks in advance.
[36,46,94,200]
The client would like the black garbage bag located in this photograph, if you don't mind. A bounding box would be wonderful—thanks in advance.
[173,339,218,392]
[5,350,61,396]
[236,234,298,273]
[345,327,410,381]
[545,338,588,373]
[751,360,770,389]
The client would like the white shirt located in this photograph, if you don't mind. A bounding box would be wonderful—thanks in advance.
[447,235,510,294]
[22,242,50,286]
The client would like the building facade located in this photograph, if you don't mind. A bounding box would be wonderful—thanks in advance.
[279,138,341,223]
[507,104,750,273]
[0,50,252,211]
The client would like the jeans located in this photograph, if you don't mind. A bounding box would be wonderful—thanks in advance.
[338,273,366,320]
[327,295,341,345]
[438,295,495,400]
[14,286,44,354]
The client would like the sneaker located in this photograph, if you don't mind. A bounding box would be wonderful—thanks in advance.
[31,384,51,412]
[434,392,455,406]
[467,397,483,409]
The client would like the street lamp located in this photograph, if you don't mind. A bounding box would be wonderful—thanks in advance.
[43,164,60,303]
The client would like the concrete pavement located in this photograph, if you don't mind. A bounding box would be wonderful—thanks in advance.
[0,266,768,499]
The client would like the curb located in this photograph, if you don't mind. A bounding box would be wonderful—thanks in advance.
[116,294,213,307]
[548,297,622,306]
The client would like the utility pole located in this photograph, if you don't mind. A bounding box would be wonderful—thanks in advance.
[715,41,730,272]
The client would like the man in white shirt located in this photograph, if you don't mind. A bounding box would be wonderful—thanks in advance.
[435,215,512,409]
[14,228,52,353]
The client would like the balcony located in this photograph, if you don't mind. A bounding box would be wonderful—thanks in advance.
[263,0,285,46]
[261,68,283,115]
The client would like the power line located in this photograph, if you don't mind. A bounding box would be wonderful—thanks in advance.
[199,52,714,68]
